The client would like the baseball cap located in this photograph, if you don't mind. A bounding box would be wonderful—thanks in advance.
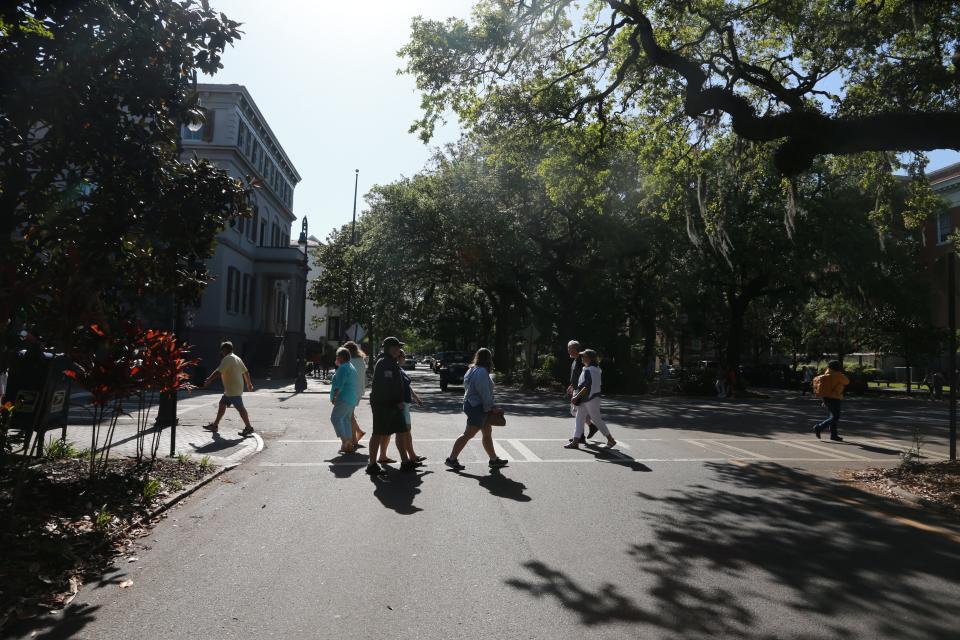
[382,336,405,349]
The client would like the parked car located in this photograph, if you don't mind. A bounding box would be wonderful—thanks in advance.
[438,351,471,391]
[421,355,434,368]
[401,354,416,371]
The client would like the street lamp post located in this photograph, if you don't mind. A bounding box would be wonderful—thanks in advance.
[345,169,358,340]
[294,217,309,393]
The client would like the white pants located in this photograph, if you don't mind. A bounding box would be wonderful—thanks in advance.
[574,397,611,439]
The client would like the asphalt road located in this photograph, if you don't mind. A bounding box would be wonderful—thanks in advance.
[9,369,960,640]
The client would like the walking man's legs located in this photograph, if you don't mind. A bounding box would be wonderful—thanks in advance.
[209,398,228,428]
[814,399,842,440]
[368,435,384,466]
[236,406,253,429]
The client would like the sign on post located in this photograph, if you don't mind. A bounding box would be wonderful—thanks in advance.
[345,323,366,342]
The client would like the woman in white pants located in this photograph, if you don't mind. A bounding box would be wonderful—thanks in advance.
[565,349,616,449]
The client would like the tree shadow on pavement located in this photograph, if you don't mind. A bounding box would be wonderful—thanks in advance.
[370,469,432,515]
[506,462,960,639]
[3,602,101,639]
[448,467,531,502]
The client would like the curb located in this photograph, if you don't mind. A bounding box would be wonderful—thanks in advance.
[147,463,237,520]
[146,432,264,519]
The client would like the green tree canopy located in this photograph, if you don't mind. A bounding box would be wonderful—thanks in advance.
[402,0,960,175]
[1,1,251,359]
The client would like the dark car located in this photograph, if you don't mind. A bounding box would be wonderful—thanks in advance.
[438,351,471,391]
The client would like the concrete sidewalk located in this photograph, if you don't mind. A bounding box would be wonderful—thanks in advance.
[50,384,275,466]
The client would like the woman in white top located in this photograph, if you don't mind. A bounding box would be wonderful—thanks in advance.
[344,342,367,447]
[565,349,616,449]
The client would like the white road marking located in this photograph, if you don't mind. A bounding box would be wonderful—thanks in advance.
[258,456,899,468]
[491,440,514,462]
[704,439,773,460]
[778,440,868,461]
[507,439,542,462]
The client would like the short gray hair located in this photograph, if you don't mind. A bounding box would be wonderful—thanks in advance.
[567,340,581,350]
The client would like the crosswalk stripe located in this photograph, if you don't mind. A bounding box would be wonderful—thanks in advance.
[778,440,869,461]
[507,439,542,462]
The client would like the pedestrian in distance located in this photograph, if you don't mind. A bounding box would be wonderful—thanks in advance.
[343,341,368,448]
[367,337,418,476]
[801,366,815,397]
[329,347,359,454]
[445,348,508,470]
[321,352,332,381]
[202,341,256,438]
[812,360,850,441]
[566,340,595,443]
[564,349,616,449]
[715,364,727,398]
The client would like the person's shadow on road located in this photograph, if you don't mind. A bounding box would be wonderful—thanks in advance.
[584,443,652,472]
[449,467,532,502]
[189,431,245,455]
[327,451,367,478]
[371,469,432,514]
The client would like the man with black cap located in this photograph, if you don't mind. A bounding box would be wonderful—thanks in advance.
[367,336,417,475]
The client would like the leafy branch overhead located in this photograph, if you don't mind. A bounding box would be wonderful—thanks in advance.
[402,0,960,175]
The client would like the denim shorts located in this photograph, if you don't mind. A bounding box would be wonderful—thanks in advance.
[463,402,488,428]
[220,395,245,411]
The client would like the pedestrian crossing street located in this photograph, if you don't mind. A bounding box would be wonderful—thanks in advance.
[257,436,948,467]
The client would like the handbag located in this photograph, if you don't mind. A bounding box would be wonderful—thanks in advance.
[486,409,506,427]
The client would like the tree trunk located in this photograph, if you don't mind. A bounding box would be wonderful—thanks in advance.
[726,297,747,371]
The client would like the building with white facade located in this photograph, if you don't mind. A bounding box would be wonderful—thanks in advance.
[179,83,307,377]
[295,234,344,360]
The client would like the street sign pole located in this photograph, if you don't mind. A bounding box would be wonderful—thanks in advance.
[949,251,956,460]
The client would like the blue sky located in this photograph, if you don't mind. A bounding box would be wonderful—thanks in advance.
[205,1,959,239]
[204,0,475,240]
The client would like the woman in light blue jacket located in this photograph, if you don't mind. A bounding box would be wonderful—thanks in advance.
[445,348,508,470]
[330,347,360,454]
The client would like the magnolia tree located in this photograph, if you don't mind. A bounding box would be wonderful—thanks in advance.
[0,1,252,367]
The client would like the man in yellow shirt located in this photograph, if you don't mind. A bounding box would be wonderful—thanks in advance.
[813,360,850,442]
[203,341,256,437]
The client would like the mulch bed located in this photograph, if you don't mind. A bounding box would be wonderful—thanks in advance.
[844,460,960,520]
[0,456,215,628]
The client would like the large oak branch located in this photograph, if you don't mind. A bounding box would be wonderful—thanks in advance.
[609,1,960,174]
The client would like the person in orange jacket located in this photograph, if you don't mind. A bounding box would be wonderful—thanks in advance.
[812,360,850,441]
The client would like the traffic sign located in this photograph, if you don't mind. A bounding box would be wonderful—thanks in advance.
[345,323,366,342]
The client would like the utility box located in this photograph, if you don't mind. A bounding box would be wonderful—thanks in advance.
[5,347,72,431]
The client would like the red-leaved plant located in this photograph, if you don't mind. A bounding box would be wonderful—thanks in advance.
[65,324,197,477]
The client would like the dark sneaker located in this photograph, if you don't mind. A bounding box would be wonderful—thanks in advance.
[488,458,508,468]
[563,441,580,450]
[813,424,822,439]
[578,435,587,445]
[202,424,219,433]
[238,427,255,438]
[445,457,465,470]
[414,456,427,463]
[830,435,844,442]
[586,425,598,439]
[365,463,384,476]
